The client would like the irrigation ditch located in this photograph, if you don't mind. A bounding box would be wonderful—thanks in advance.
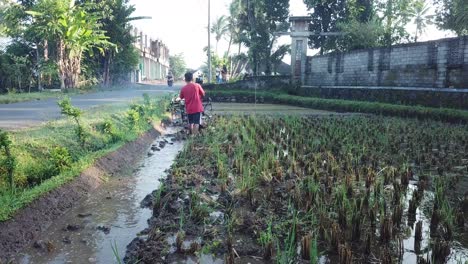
[0,124,187,263]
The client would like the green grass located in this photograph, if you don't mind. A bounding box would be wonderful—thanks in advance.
[207,90,468,123]
[0,95,170,221]
[0,91,76,104]
[0,84,136,104]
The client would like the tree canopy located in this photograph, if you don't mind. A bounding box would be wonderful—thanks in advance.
[169,53,187,79]
[304,0,441,53]
[434,0,468,35]
[0,0,140,92]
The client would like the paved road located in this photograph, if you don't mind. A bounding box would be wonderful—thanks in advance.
[0,84,180,130]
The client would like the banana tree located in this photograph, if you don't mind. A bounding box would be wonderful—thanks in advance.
[26,0,113,89]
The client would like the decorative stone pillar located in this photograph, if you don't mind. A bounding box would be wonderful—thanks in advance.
[290,16,311,84]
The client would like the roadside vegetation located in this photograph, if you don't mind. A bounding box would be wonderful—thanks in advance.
[0,84,149,105]
[207,89,468,124]
[0,91,74,104]
[0,94,169,221]
[127,115,468,263]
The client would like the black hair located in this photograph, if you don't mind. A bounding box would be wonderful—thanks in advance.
[184,72,193,82]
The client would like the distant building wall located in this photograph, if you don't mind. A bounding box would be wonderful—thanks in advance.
[305,36,468,88]
[131,28,170,82]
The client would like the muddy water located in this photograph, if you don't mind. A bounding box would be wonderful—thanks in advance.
[402,183,468,263]
[17,128,184,264]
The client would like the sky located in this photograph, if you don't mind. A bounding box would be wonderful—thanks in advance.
[129,0,456,69]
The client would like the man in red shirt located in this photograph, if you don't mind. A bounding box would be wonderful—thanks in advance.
[180,72,205,135]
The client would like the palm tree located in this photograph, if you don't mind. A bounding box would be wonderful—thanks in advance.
[211,15,229,55]
[412,0,433,42]
[453,0,468,35]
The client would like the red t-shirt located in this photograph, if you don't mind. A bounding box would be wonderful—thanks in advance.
[180,82,205,114]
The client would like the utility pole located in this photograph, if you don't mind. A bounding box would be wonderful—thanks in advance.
[207,0,211,83]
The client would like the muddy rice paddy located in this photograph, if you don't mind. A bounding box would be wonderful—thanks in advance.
[125,115,468,264]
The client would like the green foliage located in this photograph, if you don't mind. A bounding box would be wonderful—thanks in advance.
[375,0,416,45]
[410,0,433,42]
[81,0,140,85]
[169,53,187,79]
[57,97,82,119]
[0,129,15,189]
[126,108,141,131]
[207,89,468,123]
[58,97,86,146]
[50,146,72,173]
[303,0,349,53]
[0,94,169,221]
[304,0,420,52]
[338,18,385,50]
[434,0,468,35]
[231,0,289,75]
[3,0,115,90]
[0,41,35,92]
[258,219,274,246]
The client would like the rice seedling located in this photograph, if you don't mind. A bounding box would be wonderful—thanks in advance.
[131,114,468,263]
[259,219,274,260]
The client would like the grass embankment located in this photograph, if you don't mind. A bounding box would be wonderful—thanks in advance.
[207,89,468,123]
[0,84,134,104]
[0,94,169,221]
[127,115,468,263]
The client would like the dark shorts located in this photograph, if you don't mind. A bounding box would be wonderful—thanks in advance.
[187,112,202,125]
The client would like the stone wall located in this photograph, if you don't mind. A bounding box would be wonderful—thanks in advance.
[305,36,468,88]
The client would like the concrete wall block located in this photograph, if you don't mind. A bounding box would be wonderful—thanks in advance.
[306,37,467,88]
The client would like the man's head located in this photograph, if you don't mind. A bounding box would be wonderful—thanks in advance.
[184,72,193,83]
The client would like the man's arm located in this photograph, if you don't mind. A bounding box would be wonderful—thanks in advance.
[180,89,184,99]
[198,85,205,97]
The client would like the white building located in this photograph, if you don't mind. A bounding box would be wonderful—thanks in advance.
[131,28,170,83]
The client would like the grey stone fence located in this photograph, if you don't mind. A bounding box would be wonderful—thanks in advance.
[305,36,468,89]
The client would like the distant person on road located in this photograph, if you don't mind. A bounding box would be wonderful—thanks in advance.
[221,65,228,83]
[180,72,205,135]
[215,66,221,84]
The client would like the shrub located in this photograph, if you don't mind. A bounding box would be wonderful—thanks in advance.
[0,130,16,189]
[24,161,55,187]
[58,97,87,147]
[50,146,72,174]
[126,108,141,130]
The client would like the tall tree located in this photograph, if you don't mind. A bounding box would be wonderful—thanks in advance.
[410,0,432,42]
[433,0,468,35]
[0,0,8,36]
[338,18,385,50]
[303,0,349,54]
[24,0,113,89]
[376,0,416,46]
[169,53,186,79]
[235,0,289,75]
[211,15,229,55]
[81,0,141,86]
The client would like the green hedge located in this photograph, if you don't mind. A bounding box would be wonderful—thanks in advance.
[207,90,468,123]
